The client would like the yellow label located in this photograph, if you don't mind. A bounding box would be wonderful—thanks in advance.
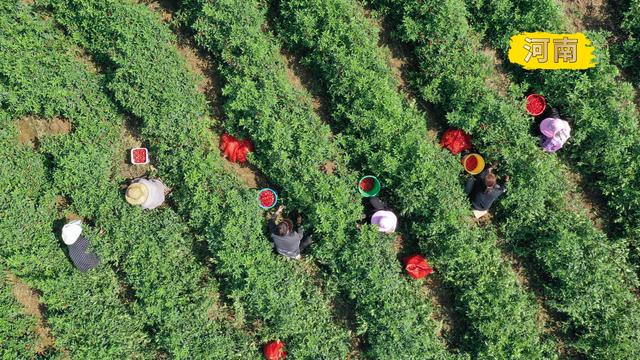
[508,32,596,70]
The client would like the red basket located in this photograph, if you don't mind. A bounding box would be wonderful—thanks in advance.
[130,148,149,165]
[526,94,546,116]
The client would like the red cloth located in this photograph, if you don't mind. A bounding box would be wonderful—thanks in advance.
[263,341,287,360]
[403,255,433,280]
[440,129,472,155]
[220,133,254,163]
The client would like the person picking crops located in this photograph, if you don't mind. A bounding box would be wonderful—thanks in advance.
[125,178,168,210]
[465,164,509,218]
[61,220,101,272]
[268,205,312,260]
[364,197,397,233]
[539,108,571,153]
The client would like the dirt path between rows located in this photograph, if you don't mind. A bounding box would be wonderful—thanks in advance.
[560,0,616,33]
[140,0,264,189]
[281,50,332,124]
[6,273,58,355]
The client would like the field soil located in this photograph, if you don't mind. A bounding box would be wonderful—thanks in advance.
[16,116,71,148]
[6,273,57,354]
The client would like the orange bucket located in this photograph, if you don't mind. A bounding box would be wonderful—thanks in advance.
[461,153,485,175]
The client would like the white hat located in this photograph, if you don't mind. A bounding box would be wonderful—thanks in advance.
[62,220,83,245]
[371,210,397,233]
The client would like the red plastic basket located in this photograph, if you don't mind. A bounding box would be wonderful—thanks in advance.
[526,94,546,116]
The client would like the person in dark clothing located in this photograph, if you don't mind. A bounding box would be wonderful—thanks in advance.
[465,165,510,218]
[268,206,312,260]
[61,220,101,272]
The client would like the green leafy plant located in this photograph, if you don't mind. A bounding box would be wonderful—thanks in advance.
[0,273,44,359]
[45,0,354,357]
[271,0,556,358]
[365,0,640,357]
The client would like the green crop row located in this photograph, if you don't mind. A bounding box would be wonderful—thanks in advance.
[365,0,640,357]
[2,2,257,358]
[463,0,640,270]
[177,0,456,357]
[45,0,355,357]
[619,0,640,84]
[0,273,46,359]
[0,3,152,358]
[271,0,555,358]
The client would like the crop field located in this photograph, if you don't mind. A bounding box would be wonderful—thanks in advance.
[1,0,640,359]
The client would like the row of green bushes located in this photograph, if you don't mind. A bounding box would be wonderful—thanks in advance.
[0,272,46,359]
[464,0,640,269]
[271,0,555,358]
[0,3,152,358]
[36,33,256,360]
[365,0,640,357]
[3,2,259,358]
[617,0,640,85]
[46,0,356,357]
[177,0,455,358]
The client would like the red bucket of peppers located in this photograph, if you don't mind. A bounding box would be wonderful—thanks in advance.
[130,147,149,165]
[525,94,546,116]
[257,188,278,210]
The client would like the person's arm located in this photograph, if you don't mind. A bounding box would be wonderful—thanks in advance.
[267,219,277,235]
[501,175,510,192]
[479,167,491,181]
[464,177,476,195]
[369,197,386,211]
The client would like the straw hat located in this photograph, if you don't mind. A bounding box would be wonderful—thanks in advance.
[125,182,149,205]
[371,210,397,234]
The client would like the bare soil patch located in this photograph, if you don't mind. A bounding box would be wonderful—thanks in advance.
[499,250,568,355]
[140,0,175,23]
[561,0,614,33]
[16,116,72,148]
[280,50,332,123]
[119,124,153,180]
[174,34,226,120]
[69,46,105,74]
[561,166,607,230]
[481,46,510,97]
[64,212,84,222]
[421,274,462,341]
[321,161,336,175]
[6,273,56,354]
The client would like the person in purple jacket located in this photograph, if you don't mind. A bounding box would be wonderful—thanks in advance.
[539,113,571,153]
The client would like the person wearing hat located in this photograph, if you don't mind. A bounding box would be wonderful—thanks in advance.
[267,205,312,260]
[61,220,101,272]
[539,110,571,153]
[125,178,168,210]
[366,197,397,234]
